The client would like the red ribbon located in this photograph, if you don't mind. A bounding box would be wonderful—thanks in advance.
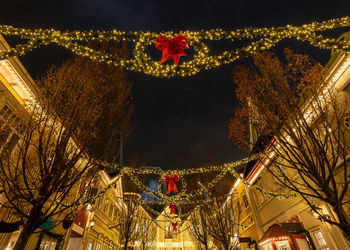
[165,174,179,194]
[169,204,177,215]
[172,222,178,232]
[155,34,189,65]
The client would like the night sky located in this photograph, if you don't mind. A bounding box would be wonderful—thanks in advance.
[1,0,349,169]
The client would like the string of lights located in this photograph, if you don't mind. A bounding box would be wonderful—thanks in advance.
[0,16,349,77]
[96,153,262,175]
[60,154,295,210]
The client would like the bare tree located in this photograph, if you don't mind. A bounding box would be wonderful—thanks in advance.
[229,49,350,241]
[203,197,240,250]
[0,42,133,250]
[138,218,156,250]
[110,193,144,250]
[189,206,211,250]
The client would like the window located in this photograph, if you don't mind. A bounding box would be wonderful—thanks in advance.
[96,242,102,250]
[6,230,20,249]
[0,125,11,147]
[344,116,350,129]
[109,204,113,218]
[236,200,241,215]
[4,133,19,154]
[0,105,12,119]
[165,223,173,239]
[40,238,57,250]
[113,206,118,221]
[262,244,274,250]
[104,199,109,214]
[97,194,104,208]
[313,231,327,247]
[0,105,24,156]
[275,240,291,250]
[87,242,93,250]
[242,194,249,208]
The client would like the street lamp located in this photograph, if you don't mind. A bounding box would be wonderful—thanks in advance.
[90,220,95,228]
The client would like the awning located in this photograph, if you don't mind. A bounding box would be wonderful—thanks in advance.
[0,221,22,233]
[40,217,56,232]
[259,224,289,243]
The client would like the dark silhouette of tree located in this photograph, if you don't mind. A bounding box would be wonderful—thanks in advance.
[0,42,133,250]
[189,206,212,250]
[229,49,350,241]
[110,193,144,250]
[203,197,240,250]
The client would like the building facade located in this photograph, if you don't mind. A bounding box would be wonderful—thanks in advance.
[65,171,124,250]
[154,206,195,250]
[0,34,82,250]
[225,32,350,250]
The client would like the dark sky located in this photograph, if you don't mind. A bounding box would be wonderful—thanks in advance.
[1,0,349,169]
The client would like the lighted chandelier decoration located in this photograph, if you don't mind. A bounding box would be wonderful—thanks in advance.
[0,16,350,77]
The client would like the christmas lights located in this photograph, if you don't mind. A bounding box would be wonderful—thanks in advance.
[0,16,349,77]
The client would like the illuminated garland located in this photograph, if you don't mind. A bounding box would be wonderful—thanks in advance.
[130,207,249,234]
[226,168,297,199]
[60,155,296,210]
[96,153,261,175]
[116,153,296,203]
[1,16,350,77]
[141,203,194,220]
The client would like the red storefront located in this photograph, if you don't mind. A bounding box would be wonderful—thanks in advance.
[259,224,312,250]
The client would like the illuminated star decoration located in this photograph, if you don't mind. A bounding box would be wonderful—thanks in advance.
[155,34,189,65]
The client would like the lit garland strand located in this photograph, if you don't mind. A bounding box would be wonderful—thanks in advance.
[95,153,295,205]
[59,154,295,209]
[0,16,350,77]
[226,167,297,199]
[141,203,195,220]
[123,206,249,234]
[96,153,261,175]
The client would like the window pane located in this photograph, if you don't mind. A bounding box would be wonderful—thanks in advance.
[0,125,11,147]
[114,207,118,221]
[88,242,93,250]
[0,105,11,119]
[275,240,291,250]
[104,199,109,214]
[313,231,327,246]
[5,133,19,154]
[96,242,101,250]
[242,194,249,207]
[98,194,104,208]
[237,200,241,214]
[109,204,113,218]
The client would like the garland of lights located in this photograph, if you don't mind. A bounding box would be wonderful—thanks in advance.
[119,154,296,203]
[125,206,249,234]
[96,153,261,175]
[226,168,297,199]
[1,16,350,77]
[142,203,194,220]
[60,154,296,210]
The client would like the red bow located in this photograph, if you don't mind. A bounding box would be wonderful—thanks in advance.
[165,174,179,194]
[155,34,189,65]
[172,222,178,232]
[169,204,177,215]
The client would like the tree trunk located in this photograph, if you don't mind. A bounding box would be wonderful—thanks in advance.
[13,218,36,250]
[123,238,128,250]
[13,207,41,250]
[333,204,350,243]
